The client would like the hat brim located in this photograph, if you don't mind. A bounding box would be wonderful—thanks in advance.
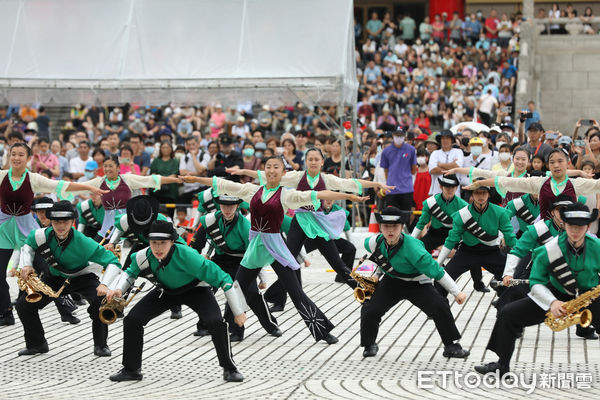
[147,231,179,241]
[375,212,410,224]
[46,210,77,220]
[438,177,459,187]
[127,196,160,233]
[214,196,243,206]
[561,209,599,226]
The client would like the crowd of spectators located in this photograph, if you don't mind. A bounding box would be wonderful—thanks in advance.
[1,6,599,228]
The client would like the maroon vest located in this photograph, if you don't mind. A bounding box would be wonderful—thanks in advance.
[502,172,525,207]
[100,176,132,210]
[296,172,325,211]
[539,177,576,220]
[250,186,284,233]
[0,172,34,216]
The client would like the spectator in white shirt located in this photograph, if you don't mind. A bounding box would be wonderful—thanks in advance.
[231,116,249,140]
[428,130,464,195]
[179,136,206,203]
[68,140,91,181]
[477,89,498,127]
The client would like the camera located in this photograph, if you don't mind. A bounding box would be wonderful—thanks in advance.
[519,110,533,122]
[581,119,595,126]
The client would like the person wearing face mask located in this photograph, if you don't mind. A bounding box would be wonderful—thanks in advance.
[413,148,431,213]
[492,143,514,174]
[380,128,417,212]
[241,143,260,184]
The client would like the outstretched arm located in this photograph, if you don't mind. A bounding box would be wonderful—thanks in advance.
[65,182,108,196]
[316,190,369,203]
[226,168,258,179]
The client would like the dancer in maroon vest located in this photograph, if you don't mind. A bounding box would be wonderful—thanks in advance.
[0,143,106,326]
[228,148,392,310]
[464,149,600,220]
[79,155,181,237]
[181,156,368,343]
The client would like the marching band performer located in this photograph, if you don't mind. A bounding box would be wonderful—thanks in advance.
[475,203,600,377]
[15,201,121,356]
[411,174,487,292]
[435,178,517,297]
[27,197,80,324]
[192,195,276,341]
[190,185,249,230]
[181,155,369,344]
[79,155,181,237]
[106,195,184,319]
[105,220,247,382]
[0,143,107,327]
[76,191,105,241]
[360,207,469,358]
[497,195,597,339]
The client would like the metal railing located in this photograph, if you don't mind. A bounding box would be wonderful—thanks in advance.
[534,16,600,35]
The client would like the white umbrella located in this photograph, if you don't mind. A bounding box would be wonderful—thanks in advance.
[450,121,490,135]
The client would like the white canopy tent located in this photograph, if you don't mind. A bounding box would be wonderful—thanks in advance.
[0,0,357,107]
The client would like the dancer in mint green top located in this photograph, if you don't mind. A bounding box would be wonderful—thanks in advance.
[181,155,368,344]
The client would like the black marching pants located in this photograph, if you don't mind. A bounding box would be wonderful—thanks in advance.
[486,289,600,368]
[0,249,13,316]
[15,273,107,349]
[360,276,461,346]
[122,286,236,372]
[423,228,484,285]
[435,244,506,298]
[196,254,246,337]
[264,218,356,307]
[237,263,334,341]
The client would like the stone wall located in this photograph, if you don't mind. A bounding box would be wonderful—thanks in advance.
[535,37,600,135]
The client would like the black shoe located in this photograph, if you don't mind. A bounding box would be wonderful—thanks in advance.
[269,328,282,337]
[269,304,284,313]
[230,333,244,342]
[61,314,81,324]
[491,300,499,308]
[193,329,210,337]
[223,367,244,382]
[334,274,345,283]
[170,310,183,319]
[0,312,15,326]
[473,282,490,293]
[443,343,470,358]
[109,368,143,382]
[363,344,378,357]
[474,362,509,377]
[94,345,112,357]
[18,342,49,356]
[74,298,87,306]
[323,333,338,344]
[576,325,599,340]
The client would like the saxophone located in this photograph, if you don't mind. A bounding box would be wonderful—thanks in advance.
[544,284,600,332]
[16,271,69,303]
[99,282,146,324]
[350,255,378,303]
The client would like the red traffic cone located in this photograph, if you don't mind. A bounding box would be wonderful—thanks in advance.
[368,205,379,233]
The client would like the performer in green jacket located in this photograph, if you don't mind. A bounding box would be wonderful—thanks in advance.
[475,203,600,377]
[15,201,121,357]
[435,178,517,297]
[106,220,247,383]
[76,192,105,241]
[360,207,469,359]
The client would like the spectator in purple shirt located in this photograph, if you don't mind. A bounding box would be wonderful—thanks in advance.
[380,128,417,211]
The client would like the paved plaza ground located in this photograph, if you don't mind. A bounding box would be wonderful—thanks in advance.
[1,247,599,399]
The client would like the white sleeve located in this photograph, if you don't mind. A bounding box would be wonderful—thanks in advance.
[121,174,161,191]
[572,178,600,196]
[503,253,520,277]
[279,171,304,188]
[280,188,317,211]
[224,281,248,316]
[437,272,460,297]
[19,245,35,269]
[322,174,363,194]
[495,176,546,195]
[437,246,452,266]
[411,228,422,238]
[528,284,558,311]
[214,177,259,204]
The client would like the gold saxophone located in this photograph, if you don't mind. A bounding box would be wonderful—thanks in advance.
[99,282,146,324]
[16,271,69,303]
[350,255,378,303]
[544,284,600,332]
